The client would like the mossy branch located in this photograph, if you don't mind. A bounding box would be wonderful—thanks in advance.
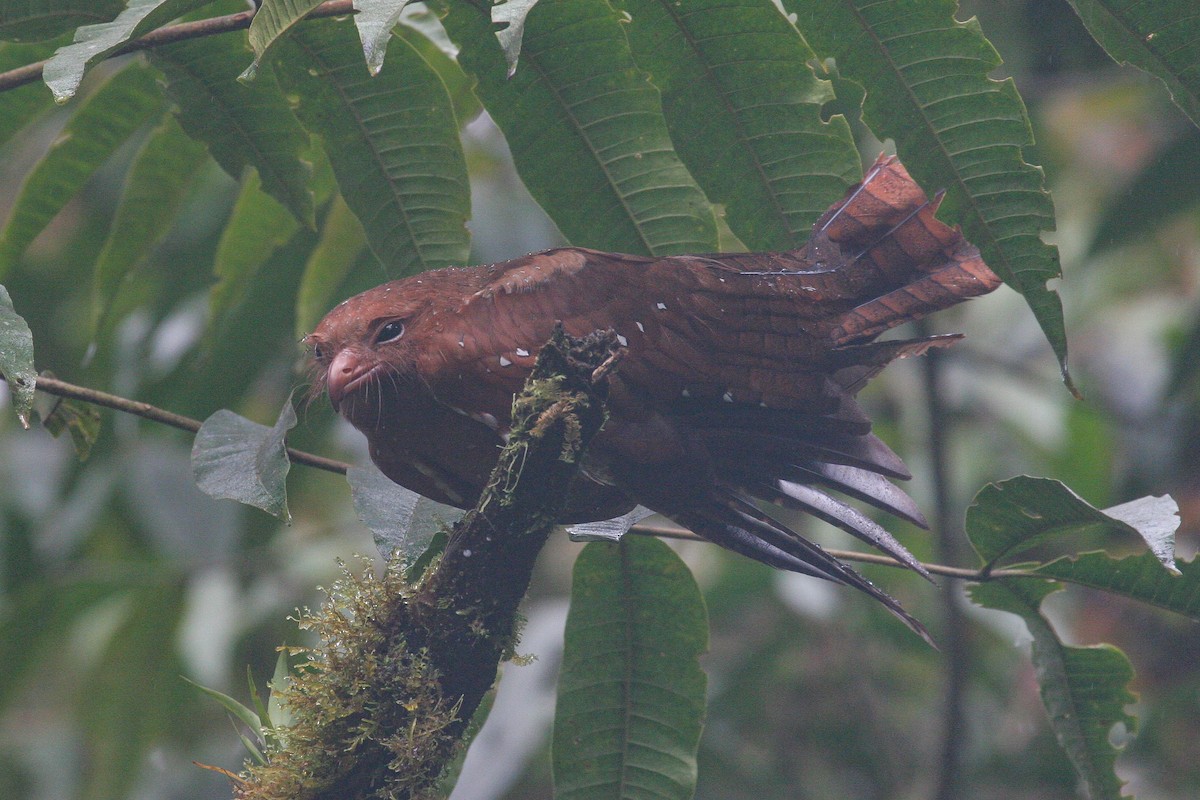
[235,326,619,800]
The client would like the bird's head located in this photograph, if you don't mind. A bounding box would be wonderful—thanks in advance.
[305,280,429,431]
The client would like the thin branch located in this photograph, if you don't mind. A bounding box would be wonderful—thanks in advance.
[0,1,356,94]
[21,373,350,476]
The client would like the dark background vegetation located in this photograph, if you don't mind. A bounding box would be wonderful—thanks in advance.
[1,1,1198,799]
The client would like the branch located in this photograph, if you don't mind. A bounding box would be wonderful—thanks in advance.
[0,1,356,94]
[234,326,620,800]
[8,372,349,475]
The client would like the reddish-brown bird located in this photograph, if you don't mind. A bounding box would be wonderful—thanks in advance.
[308,155,1001,638]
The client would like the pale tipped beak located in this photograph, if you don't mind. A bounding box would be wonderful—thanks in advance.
[326,349,373,410]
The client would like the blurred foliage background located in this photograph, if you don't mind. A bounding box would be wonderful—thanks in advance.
[0,1,1198,799]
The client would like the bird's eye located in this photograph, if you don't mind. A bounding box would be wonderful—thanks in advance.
[376,320,405,344]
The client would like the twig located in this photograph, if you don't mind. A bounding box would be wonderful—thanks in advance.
[0,1,356,94]
[7,372,350,475]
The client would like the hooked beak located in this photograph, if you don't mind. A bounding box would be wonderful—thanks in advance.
[326,349,375,411]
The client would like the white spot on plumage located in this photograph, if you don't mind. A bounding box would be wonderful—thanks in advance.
[515,348,530,357]
[471,412,501,431]
[723,390,734,402]
[616,334,628,347]
[499,355,512,367]
[635,321,645,332]
[656,302,667,310]
[681,388,691,397]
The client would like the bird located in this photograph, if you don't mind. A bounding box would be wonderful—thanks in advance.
[307,154,1001,639]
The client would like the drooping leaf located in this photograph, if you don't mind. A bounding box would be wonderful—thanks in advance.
[241,0,325,81]
[0,284,36,427]
[347,461,464,565]
[612,0,861,250]
[0,41,59,145]
[151,30,315,226]
[1088,131,1200,256]
[295,193,367,338]
[969,579,1136,800]
[181,674,267,746]
[42,0,214,102]
[1035,551,1200,621]
[443,0,719,256]
[395,14,480,126]
[1062,0,1200,129]
[566,505,655,543]
[206,169,302,350]
[787,0,1074,392]
[276,16,471,274]
[0,62,164,279]
[37,395,102,460]
[91,113,209,339]
[553,536,708,800]
[0,1,123,43]
[491,0,539,76]
[352,0,411,75]
[191,394,298,521]
[965,476,1179,571]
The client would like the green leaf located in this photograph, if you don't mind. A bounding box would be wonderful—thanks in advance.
[395,13,480,126]
[91,113,209,339]
[0,62,164,280]
[1062,0,1200,129]
[787,0,1074,392]
[553,536,708,800]
[352,0,411,75]
[267,647,294,729]
[181,674,266,744]
[492,0,539,76]
[0,41,59,145]
[0,1,123,43]
[37,395,101,459]
[191,393,298,521]
[965,476,1180,571]
[1088,131,1200,256]
[1035,551,1200,621]
[295,194,367,338]
[42,0,215,102]
[347,461,464,565]
[206,169,302,349]
[277,16,471,274]
[969,579,1136,800]
[241,0,325,81]
[443,0,718,256]
[613,0,861,250]
[151,31,315,226]
[0,284,36,427]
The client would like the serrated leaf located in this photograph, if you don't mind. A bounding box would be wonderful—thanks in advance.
[966,476,1180,571]
[92,113,208,339]
[443,0,718,256]
[241,0,325,81]
[295,194,366,338]
[492,0,539,76]
[1063,0,1200,129]
[553,536,707,800]
[1088,131,1200,256]
[38,395,101,459]
[1036,551,1200,620]
[347,461,464,565]
[352,0,411,75]
[42,0,214,102]
[0,2,123,43]
[969,578,1136,800]
[0,63,164,280]
[206,169,302,349]
[191,394,298,521]
[787,0,1074,392]
[566,505,654,543]
[0,41,59,145]
[276,16,471,274]
[613,0,861,250]
[151,31,315,226]
[0,284,36,427]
